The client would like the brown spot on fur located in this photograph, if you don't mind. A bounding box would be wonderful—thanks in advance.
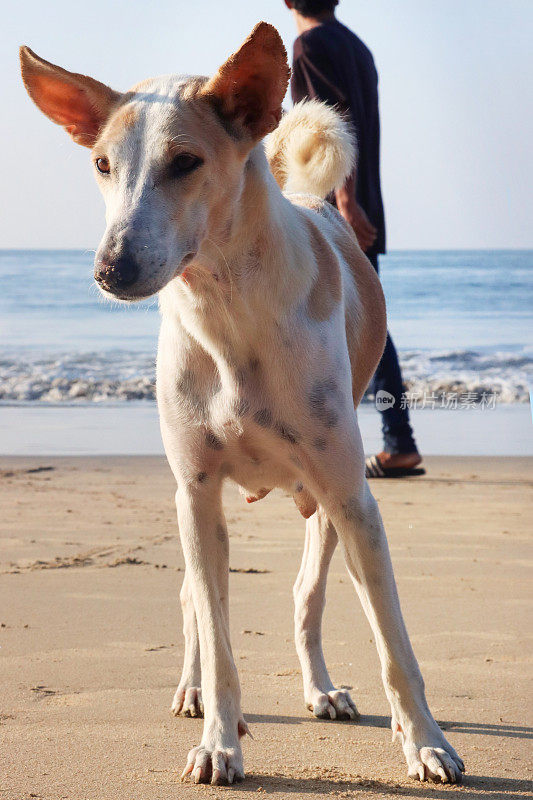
[253,408,272,427]
[118,106,137,129]
[275,422,299,444]
[216,523,229,553]
[205,430,224,450]
[239,434,262,464]
[295,198,386,406]
[308,378,340,428]
[99,99,138,144]
[306,218,342,322]
[333,220,387,406]
[216,523,228,542]
[234,398,250,417]
[130,78,155,93]
[269,151,284,190]
[180,76,209,101]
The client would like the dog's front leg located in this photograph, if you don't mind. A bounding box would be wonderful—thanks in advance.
[176,479,245,785]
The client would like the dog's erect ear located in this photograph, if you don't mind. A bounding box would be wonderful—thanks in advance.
[19,46,120,147]
[201,22,290,140]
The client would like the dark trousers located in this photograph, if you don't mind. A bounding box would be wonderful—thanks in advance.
[368,254,418,454]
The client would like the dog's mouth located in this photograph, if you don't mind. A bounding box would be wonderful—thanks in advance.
[173,251,196,278]
[95,250,198,302]
[97,283,154,303]
[95,269,161,303]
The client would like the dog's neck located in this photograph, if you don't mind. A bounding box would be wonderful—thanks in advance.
[159,144,312,370]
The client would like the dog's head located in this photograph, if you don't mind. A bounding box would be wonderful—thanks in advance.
[20,24,289,300]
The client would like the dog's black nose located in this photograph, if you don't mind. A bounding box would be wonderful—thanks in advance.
[95,254,139,293]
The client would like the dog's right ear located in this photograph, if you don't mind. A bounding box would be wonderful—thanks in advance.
[19,46,120,147]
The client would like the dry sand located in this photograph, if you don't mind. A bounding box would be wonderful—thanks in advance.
[0,456,532,799]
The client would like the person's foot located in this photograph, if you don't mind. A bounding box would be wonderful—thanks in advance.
[377,451,422,470]
[365,452,425,478]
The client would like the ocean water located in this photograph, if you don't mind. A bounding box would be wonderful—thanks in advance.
[1,249,531,405]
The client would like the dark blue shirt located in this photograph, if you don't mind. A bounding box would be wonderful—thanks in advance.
[291,19,386,255]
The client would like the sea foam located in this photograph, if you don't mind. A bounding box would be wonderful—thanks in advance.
[0,348,529,404]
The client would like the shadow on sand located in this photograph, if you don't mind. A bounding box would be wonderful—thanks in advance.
[234,774,531,798]
[247,712,532,740]
[242,713,532,797]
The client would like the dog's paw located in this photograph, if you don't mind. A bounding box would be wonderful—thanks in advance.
[181,742,244,786]
[399,720,465,783]
[307,688,359,720]
[171,685,203,717]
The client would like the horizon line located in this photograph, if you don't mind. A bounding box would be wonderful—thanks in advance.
[1,247,532,254]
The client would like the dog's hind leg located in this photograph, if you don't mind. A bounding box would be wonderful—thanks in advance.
[311,421,465,783]
[171,568,203,717]
[293,509,359,720]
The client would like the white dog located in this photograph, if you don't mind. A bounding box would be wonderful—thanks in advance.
[20,22,464,786]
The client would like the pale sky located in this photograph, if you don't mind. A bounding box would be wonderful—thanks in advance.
[3,0,532,249]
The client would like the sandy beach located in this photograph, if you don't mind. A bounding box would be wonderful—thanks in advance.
[1,455,531,799]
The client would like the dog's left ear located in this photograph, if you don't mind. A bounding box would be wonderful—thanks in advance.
[201,22,290,140]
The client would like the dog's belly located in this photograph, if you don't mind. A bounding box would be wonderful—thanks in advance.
[228,453,292,497]
[223,445,316,518]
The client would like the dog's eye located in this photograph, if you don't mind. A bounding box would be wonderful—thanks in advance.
[170,153,202,177]
[95,157,111,175]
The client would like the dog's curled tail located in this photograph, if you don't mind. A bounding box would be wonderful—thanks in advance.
[265,100,356,199]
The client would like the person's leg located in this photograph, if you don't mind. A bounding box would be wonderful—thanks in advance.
[368,254,421,463]
[372,332,417,454]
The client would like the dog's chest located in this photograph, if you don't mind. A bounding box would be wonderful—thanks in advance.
[159,346,301,495]
[200,381,317,515]
[208,370,298,488]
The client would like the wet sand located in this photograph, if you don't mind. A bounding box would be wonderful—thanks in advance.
[1,456,531,799]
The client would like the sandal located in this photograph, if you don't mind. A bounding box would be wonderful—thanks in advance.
[365,454,426,479]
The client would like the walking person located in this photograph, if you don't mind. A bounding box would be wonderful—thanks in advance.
[285,0,424,477]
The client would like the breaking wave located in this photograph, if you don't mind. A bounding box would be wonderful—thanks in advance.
[0,347,530,405]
